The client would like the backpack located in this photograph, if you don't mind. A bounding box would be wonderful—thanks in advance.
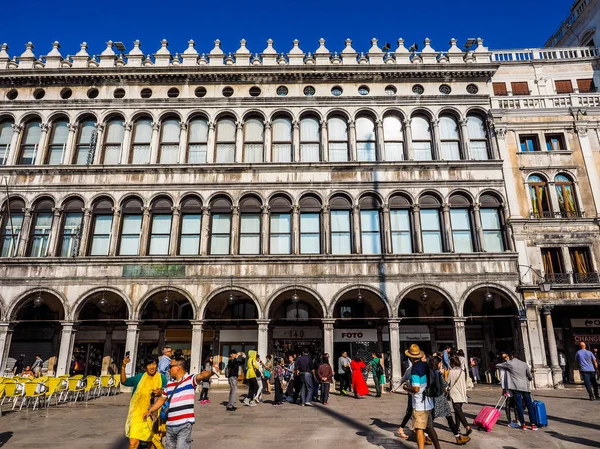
[424,368,445,398]
[375,362,384,377]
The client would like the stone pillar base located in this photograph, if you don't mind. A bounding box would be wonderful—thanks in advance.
[551,366,565,389]
[532,366,553,389]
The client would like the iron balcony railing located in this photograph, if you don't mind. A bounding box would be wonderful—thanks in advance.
[544,272,600,285]
[529,211,584,219]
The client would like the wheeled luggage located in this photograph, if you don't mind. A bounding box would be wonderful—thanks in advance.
[531,398,548,427]
[473,396,507,432]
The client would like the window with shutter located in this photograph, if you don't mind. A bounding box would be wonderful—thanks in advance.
[492,82,508,96]
[555,80,573,94]
[577,78,595,93]
[511,82,530,96]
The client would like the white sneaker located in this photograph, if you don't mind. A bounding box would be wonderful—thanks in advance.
[305,402,313,406]
[243,398,250,406]
[249,401,257,407]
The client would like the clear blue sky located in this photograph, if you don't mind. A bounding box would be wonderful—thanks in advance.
[1,0,572,57]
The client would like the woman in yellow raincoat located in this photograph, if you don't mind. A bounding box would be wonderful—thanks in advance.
[243,350,260,406]
[121,354,167,449]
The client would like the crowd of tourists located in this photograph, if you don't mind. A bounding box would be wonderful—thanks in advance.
[116,341,600,449]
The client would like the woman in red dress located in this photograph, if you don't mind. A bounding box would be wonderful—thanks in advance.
[350,355,370,398]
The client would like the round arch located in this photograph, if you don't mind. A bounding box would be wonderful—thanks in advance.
[354,107,380,121]
[214,110,240,122]
[457,282,521,316]
[394,283,457,318]
[381,107,406,120]
[325,109,351,121]
[386,190,415,205]
[446,189,475,204]
[357,190,384,205]
[236,192,266,208]
[206,191,234,206]
[134,286,198,321]
[184,109,211,122]
[269,108,295,122]
[72,111,99,124]
[71,286,133,321]
[410,108,435,121]
[298,108,324,121]
[242,109,267,122]
[99,110,127,123]
[476,189,505,205]
[329,284,392,318]
[148,192,175,207]
[8,287,69,321]
[18,113,43,126]
[327,190,355,205]
[119,193,145,208]
[130,110,156,122]
[199,285,263,320]
[157,110,183,122]
[265,285,328,319]
[177,193,204,209]
[267,191,295,205]
[436,107,464,121]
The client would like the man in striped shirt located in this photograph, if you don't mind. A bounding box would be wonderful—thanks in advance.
[145,357,212,449]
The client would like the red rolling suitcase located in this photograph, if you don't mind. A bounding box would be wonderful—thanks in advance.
[473,396,507,432]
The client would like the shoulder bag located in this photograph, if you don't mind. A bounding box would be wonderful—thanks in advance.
[160,377,184,422]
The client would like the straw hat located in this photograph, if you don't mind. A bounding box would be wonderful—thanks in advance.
[404,344,424,359]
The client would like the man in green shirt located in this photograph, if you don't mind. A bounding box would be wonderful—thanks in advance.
[369,352,385,397]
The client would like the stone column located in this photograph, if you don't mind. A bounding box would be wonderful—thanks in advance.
[257,319,270,359]
[56,321,77,376]
[190,320,204,375]
[348,120,357,161]
[292,120,300,162]
[459,118,471,160]
[263,121,271,163]
[526,305,552,389]
[519,316,533,366]
[454,317,468,362]
[322,319,335,368]
[47,207,63,257]
[376,119,385,161]
[230,206,240,255]
[124,320,140,377]
[7,124,23,166]
[412,205,423,253]
[34,123,50,165]
[149,122,161,164]
[199,206,210,255]
[382,204,393,254]
[63,123,79,166]
[292,205,300,255]
[120,122,133,165]
[542,306,563,388]
[261,206,270,255]
[442,203,454,252]
[0,323,14,375]
[206,122,215,164]
[320,120,328,162]
[138,206,151,256]
[178,122,188,164]
[431,119,441,160]
[235,121,244,163]
[352,205,362,254]
[403,119,413,160]
[92,123,105,165]
[169,206,181,255]
[78,207,92,256]
[322,205,331,254]
[388,319,402,389]
[472,203,484,252]
[575,126,600,217]
[16,207,32,257]
[108,207,122,256]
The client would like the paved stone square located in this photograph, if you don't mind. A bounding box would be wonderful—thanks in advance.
[1,385,599,449]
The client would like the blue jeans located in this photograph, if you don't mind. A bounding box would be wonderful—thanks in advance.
[511,390,535,426]
[581,371,599,398]
[303,373,314,405]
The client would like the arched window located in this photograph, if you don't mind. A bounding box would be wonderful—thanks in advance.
[383,115,404,161]
[118,198,143,255]
[209,197,232,254]
[467,115,489,160]
[359,195,382,254]
[187,117,208,164]
[17,119,41,165]
[439,115,461,160]
[328,116,349,162]
[449,194,474,252]
[243,118,264,163]
[89,198,113,256]
[356,116,376,161]
[272,117,292,162]
[555,174,579,218]
[239,196,262,255]
[390,195,412,253]
[179,196,202,255]
[0,198,25,257]
[73,118,95,165]
[159,118,180,164]
[300,116,320,162]
[479,194,505,252]
[215,117,236,163]
[148,197,173,255]
[528,175,552,218]
[412,115,433,161]
[330,195,352,255]
[299,195,321,254]
[102,118,125,164]
[286,302,309,321]
[269,196,292,254]
[130,117,152,164]
[58,198,84,257]
[27,199,54,257]
[0,118,14,165]
[45,118,68,165]
[420,194,443,253]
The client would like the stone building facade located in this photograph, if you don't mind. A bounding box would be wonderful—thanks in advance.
[0,35,598,388]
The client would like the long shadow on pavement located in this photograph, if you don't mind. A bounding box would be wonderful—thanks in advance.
[0,432,13,448]
[545,430,600,448]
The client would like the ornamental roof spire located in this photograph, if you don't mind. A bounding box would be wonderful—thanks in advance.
[209,39,225,65]
[127,40,144,67]
[181,39,199,66]
[154,39,172,66]
[72,42,90,68]
[19,42,36,69]
[235,39,251,66]
[45,41,63,68]
[0,44,9,69]
[99,41,117,67]
[288,39,304,65]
